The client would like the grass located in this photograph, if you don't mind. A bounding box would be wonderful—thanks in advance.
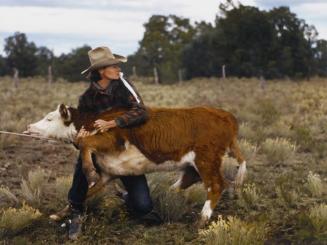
[0,203,42,235]
[260,138,296,164]
[306,171,324,197]
[20,168,50,207]
[237,183,261,210]
[200,215,267,245]
[0,76,326,243]
[308,204,327,235]
[148,173,188,223]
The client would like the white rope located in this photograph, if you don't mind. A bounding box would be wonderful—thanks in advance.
[119,72,141,103]
[0,130,59,143]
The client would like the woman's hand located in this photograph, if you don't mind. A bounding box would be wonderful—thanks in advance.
[76,126,92,139]
[94,119,117,133]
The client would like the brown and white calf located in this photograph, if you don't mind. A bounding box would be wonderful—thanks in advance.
[25,104,246,226]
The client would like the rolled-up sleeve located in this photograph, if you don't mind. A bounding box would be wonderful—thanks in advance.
[115,82,148,128]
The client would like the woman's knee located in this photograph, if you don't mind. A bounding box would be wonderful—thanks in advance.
[132,199,153,215]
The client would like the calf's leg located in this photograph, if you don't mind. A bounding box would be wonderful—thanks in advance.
[195,155,225,228]
[80,147,100,188]
[170,166,201,191]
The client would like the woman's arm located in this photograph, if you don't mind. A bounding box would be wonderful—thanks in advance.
[114,80,149,128]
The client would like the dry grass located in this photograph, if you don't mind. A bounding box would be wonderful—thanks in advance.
[200,215,267,245]
[148,173,187,222]
[0,203,42,235]
[0,76,327,243]
[306,171,324,197]
[260,138,296,164]
[308,204,327,235]
[53,175,72,203]
[237,183,261,209]
[20,168,49,206]
[0,186,18,206]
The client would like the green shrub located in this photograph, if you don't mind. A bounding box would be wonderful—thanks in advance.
[275,186,299,208]
[306,171,324,198]
[53,176,72,203]
[274,173,299,207]
[253,99,280,126]
[20,168,49,206]
[184,184,206,206]
[239,139,257,161]
[149,173,187,222]
[291,125,313,151]
[200,215,267,245]
[0,186,18,206]
[237,184,260,209]
[308,204,327,235]
[0,203,42,234]
[261,138,296,164]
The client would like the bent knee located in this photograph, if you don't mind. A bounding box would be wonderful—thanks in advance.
[133,200,153,216]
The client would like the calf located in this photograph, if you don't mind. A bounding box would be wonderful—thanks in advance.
[25,104,246,226]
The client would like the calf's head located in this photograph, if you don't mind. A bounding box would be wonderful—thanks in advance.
[25,104,77,141]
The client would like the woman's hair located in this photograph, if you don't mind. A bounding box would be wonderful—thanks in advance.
[89,70,101,82]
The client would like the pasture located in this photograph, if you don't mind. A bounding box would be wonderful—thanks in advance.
[0,76,326,244]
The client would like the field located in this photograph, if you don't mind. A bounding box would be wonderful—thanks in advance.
[0,76,326,244]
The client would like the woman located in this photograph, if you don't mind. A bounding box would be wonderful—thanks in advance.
[52,46,157,240]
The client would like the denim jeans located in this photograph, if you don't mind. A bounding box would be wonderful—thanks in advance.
[68,154,153,216]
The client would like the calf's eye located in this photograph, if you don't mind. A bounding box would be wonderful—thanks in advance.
[47,118,52,122]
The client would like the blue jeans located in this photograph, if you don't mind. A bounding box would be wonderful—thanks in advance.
[68,154,153,216]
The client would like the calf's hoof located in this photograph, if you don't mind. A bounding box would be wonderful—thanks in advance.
[195,217,209,229]
[86,170,100,188]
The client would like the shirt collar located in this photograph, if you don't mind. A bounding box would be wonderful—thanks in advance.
[91,79,120,95]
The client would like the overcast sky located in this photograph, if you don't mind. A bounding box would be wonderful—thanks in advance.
[0,0,326,56]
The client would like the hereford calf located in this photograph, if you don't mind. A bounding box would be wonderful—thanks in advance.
[25,104,246,226]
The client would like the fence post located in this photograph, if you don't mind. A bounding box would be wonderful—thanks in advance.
[48,65,53,84]
[13,68,19,88]
[178,69,183,84]
[260,75,266,90]
[132,66,137,77]
[222,65,226,79]
[153,67,159,84]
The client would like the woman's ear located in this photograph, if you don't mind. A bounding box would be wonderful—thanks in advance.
[98,68,105,78]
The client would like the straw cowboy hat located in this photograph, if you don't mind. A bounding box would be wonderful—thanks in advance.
[81,46,127,75]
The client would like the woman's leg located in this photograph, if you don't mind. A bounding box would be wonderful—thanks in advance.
[68,154,89,212]
[120,175,153,216]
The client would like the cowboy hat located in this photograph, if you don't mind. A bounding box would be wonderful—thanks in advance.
[81,46,127,75]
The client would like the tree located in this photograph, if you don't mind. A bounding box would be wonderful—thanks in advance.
[4,32,38,77]
[182,3,321,80]
[315,40,327,76]
[267,7,317,78]
[130,15,195,82]
[183,4,274,78]
[35,46,54,76]
[54,45,91,82]
[0,55,9,76]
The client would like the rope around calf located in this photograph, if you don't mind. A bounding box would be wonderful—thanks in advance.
[0,130,59,143]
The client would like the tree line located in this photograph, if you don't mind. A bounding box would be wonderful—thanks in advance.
[1,1,327,82]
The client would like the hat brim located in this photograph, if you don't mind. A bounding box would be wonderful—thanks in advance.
[81,54,127,75]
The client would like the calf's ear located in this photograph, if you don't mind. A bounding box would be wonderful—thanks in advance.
[59,104,71,122]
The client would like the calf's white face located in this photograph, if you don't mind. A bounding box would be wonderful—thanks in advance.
[26,104,77,141]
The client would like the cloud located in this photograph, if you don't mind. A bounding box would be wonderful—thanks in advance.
[255,0,326,8]
[0,0,327,56]
[0,1,222,55]
[0,0,185,12]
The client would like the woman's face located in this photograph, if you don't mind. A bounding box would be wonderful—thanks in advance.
[99,64,121,80]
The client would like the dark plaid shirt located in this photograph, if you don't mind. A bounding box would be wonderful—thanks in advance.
[77,79,148,128]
